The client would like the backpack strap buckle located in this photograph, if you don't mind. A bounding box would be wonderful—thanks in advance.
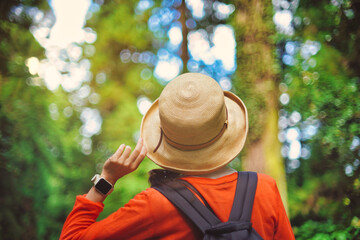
[205,221,252,235]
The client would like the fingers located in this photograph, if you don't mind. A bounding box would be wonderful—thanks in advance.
[122,146,132,160]
[112,144,126,160]
[102,139,147,183]
[110,144,131,162]
[125,138,143,163]
[132,144,147,168]
[110,138,146,168]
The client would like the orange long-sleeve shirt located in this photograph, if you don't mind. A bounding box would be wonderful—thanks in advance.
[60,172,295,240]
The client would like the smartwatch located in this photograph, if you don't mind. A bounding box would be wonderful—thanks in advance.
[91,174,114,195]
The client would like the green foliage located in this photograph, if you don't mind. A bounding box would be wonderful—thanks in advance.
[0,54,93,239]
[294,220,360,240]
[88,0,153,76]
[85,0,163,220]
[281,0,360,235]
[0,1,95,239]
[285,45,359,157]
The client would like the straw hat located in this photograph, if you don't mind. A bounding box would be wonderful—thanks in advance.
[140,73,248,174]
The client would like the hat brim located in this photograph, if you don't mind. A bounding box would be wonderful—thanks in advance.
[140,91,248,175]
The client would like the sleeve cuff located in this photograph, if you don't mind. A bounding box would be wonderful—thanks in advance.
[76,194,105,209]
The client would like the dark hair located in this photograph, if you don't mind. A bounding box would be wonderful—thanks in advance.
[148,169,183,187]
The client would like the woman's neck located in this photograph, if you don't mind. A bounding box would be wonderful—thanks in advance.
[191,166,237,179]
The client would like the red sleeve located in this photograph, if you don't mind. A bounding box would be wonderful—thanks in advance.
[60,190,156,240]
[272,180,295,240]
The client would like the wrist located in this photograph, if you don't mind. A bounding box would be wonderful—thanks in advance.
[86,187,108,202]
[100,173,117,186]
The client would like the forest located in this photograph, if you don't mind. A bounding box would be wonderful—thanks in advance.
[0,0,359,239]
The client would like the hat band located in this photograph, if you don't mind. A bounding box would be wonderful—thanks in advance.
[153,107,228,153]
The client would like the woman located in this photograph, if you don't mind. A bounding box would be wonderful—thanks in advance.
[60,73,295,239]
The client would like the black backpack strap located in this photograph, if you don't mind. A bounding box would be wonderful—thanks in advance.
[153,172,259,236]
[153,182,221,234]
[177,180,214,213]
[229,172,258,222]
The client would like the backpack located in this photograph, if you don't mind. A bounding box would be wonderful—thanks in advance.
[153,171,264,240]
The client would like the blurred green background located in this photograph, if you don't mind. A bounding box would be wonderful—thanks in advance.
[0,0,359,239]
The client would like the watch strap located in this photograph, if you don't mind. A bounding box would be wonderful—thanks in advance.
[91,174,101,184]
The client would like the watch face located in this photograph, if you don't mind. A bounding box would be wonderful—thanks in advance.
[96,178,112,194]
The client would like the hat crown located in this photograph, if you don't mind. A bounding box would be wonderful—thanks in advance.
[159,73,226,146]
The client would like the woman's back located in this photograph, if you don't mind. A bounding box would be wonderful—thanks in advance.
[149,172,293,240]
[63,172,293,240]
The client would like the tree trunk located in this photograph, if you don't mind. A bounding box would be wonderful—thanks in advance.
[231,0,288,212]
[179,0,189,71]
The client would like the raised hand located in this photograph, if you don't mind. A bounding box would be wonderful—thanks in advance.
[101,138,147,185]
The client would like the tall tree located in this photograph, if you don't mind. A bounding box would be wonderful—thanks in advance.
[179,0,189,67]
[230,0,288,210]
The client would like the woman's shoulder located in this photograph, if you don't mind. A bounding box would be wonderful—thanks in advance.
[255,173,281,199]
[257,172,277,185]
[132,187,167,202]
[140,187,175,206]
